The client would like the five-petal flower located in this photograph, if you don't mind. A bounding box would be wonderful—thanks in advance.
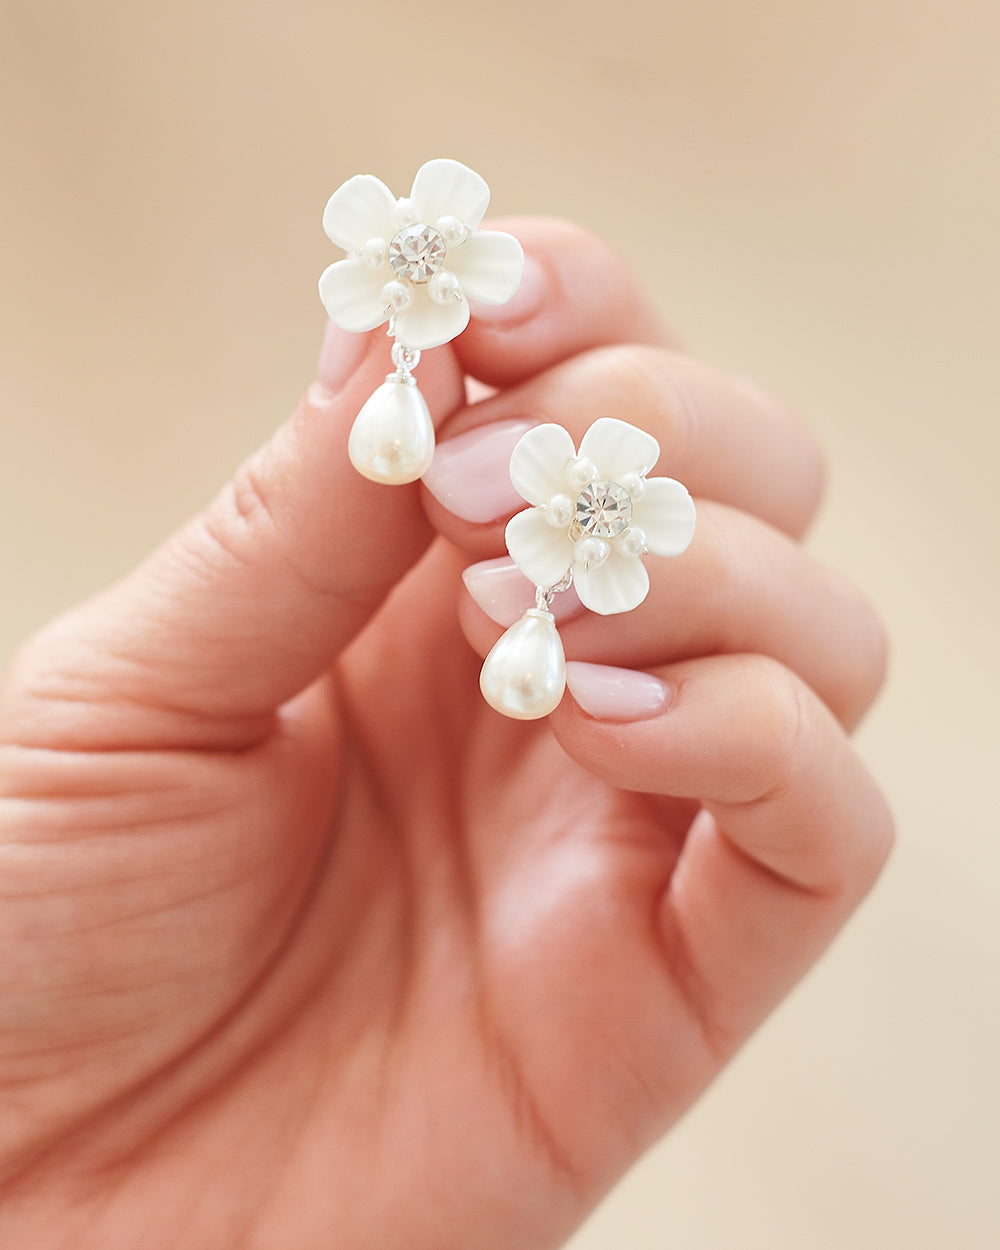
[318,158,524,352]
[505,418,696,615]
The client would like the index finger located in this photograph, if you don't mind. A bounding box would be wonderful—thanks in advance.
[454,216,682,386]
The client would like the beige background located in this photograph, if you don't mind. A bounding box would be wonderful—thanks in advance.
[2,2,998,1246]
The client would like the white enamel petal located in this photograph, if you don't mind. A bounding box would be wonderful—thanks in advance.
[574,549,650,615]
[318,258,391,332]
[632,477,697,556]
[392,290,470,350]
[578,417,660,481]
[322,174,397,252]
[505,508,575,587]
[447,230,525,304]
[410,158,490,230]
[509,424,577,505]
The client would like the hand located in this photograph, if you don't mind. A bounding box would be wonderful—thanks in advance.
[0,220,892,1249]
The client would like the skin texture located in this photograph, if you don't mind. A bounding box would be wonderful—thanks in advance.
[0,219,892,1249]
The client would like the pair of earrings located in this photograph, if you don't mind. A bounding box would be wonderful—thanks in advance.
[319,159,696,720]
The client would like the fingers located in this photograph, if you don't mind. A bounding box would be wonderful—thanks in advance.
[2,330,464,748]
[462,502,886,729]
[424,343,824,549]
[551,653,895,1051]
[1,220,681,750]
[454,217,680,387]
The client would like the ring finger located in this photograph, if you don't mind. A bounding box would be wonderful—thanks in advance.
[425,342,825,550]
[460,499,887,730]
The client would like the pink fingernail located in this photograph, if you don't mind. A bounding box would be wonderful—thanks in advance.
[566,661,672,722]
[462,558,584,627]
[423,420,536,523]
[317,320,370,394]
[470,255,546,326]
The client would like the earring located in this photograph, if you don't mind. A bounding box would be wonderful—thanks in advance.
[479,417,697,720]
[318,158,525,485]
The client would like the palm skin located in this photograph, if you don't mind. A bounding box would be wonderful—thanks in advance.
[2,542,715,1250]
[0,221,891,1248]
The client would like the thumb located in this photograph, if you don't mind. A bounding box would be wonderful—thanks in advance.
[4,323,465,748]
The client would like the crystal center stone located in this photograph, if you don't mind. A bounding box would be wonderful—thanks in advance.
[388,224,447,284]
[575,480,633,538]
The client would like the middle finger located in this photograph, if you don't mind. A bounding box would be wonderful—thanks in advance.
[424,343,825,548]
[460,500,887,730]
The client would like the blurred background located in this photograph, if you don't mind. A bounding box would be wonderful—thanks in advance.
[2,2,997,1246]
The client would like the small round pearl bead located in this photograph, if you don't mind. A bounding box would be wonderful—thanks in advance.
[619,526,647,558]
[436,215,470,247]
[359,237,387,268]
[575,535,610,570]
[393,197,420,228]
[381,280,413,313]
[566,457,599,491]
[428,270,463,305]
[619,471,647,500]
[543,495,575,528]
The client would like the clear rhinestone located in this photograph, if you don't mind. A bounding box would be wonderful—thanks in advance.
[575,480,633,538]
[388,223,447,284]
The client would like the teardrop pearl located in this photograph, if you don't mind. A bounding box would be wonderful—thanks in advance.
[479,610,566,721]
[348,379,435,485]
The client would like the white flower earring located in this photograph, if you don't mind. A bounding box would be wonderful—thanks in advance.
[319,158,525,485]
[479,418,697,720]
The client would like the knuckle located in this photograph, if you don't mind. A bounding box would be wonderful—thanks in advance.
[753,660,815,803]
[727,656,814,807]
[839,584,891,729]
[193,450,333,602]
[554,342,693,462]
[202,452,283,570]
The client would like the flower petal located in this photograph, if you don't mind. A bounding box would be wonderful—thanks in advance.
[505,508,575,587]
[578,417,660,481]
[448,230,525,304]
[318,259,390,333]
[632,477,697,556]
[392,290,470,350]
[509,424,577,505]
[410,158,490,231]
[322,174,397,253]
[574,549,650,615]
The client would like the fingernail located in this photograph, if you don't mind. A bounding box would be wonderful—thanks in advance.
[317,320,369,394]
[462,558,584,627]
[566,661,672,722]
[423,419,535,523]
[470,255,546,326]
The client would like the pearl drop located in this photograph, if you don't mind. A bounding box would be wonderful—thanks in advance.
[619,526,647,557]
[574,535,610,570]
[428,270,463,305]
[566,456,599,491]
[393,197,420,228]
[543,494,575,527]
[381,279,413,313]
[619,471,647,501]
[359,237,387,268]
[348,379,435,485]
[436,215,470,247]
[479,610,566,721]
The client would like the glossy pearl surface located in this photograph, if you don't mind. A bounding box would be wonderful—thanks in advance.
[348,380,435,485]
[566,456,599,492]
[428,269,463,304]
[479,610,566,720]
[544,494,575,527]
[619,526,647,557]
[574,535,610,570]
[381,279,413,313]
